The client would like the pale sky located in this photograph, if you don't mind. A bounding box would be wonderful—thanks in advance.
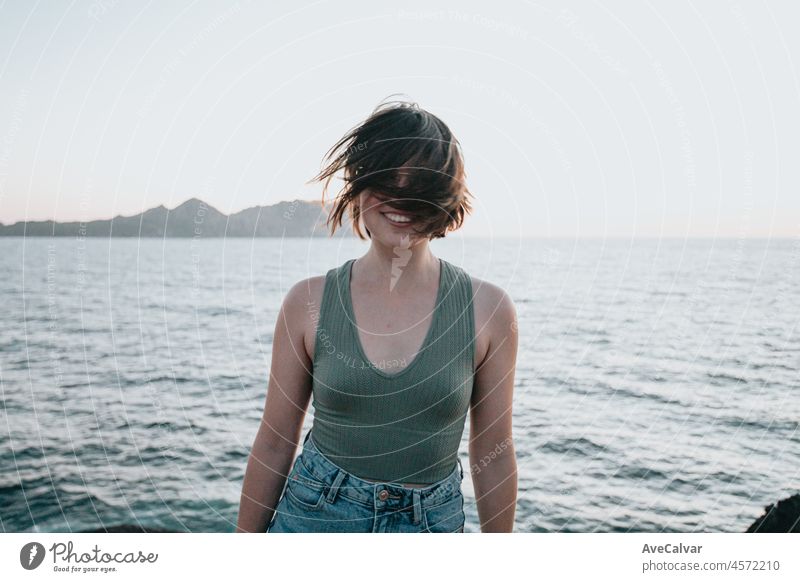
[0,0,798,237]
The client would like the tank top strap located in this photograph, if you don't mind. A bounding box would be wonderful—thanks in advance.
[312,260,355,366]
[436,258,476,373]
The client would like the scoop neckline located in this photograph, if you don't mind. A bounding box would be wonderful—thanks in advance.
[343,257,446,380]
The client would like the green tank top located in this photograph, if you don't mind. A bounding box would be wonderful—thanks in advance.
[309,257,475,484]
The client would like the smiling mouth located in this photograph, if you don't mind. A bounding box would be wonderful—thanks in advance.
[381,211,414,226]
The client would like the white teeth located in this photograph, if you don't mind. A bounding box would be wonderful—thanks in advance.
[384,212,411,223]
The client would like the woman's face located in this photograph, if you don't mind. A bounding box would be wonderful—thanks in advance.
[359,188,426,248]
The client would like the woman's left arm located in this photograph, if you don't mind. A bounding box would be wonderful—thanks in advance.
[469,285,519,532]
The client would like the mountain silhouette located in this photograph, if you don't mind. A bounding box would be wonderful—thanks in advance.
[0,198,352,237]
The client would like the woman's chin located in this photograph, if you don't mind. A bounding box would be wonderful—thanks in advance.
[371,226,421,248]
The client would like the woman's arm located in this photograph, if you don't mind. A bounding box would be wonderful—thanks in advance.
[468,284,519,533]
[236,279,318,533]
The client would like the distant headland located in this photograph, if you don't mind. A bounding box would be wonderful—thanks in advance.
[0,198,352,238]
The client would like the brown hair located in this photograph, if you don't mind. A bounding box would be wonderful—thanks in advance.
[312,98,473,240]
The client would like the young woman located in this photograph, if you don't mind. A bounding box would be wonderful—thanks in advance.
[236,99,518,533]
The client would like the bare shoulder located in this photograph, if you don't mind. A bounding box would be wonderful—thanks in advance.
[281,275,327,361]
[469,275,517,328]
[469,275,518,368]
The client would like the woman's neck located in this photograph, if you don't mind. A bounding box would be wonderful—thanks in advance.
[355,240,439,293]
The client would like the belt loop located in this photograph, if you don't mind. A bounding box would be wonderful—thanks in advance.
[303,428,312,446]
[412,489,422,525]
[325,469,346,503]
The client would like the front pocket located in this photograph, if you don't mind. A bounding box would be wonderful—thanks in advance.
[285,475,326,510]
[422,493,465,533]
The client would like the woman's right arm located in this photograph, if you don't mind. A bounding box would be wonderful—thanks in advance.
[235,278,319,533]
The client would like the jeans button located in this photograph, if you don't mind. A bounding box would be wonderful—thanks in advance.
[378,489,389,501]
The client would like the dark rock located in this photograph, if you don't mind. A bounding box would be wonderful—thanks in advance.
[746,493,800,532]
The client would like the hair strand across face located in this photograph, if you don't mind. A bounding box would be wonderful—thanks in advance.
[310,98,473,240]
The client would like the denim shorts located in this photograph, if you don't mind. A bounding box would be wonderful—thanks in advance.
[266,429,466,533]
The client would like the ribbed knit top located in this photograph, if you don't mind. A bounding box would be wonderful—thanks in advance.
[309,257,476,484]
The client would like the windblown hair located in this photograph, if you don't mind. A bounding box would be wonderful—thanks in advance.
[312,98,473,240]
